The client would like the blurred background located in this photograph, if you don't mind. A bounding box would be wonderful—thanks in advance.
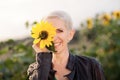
[0,0,120,80]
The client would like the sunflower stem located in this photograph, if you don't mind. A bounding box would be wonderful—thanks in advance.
[46,42,57,52]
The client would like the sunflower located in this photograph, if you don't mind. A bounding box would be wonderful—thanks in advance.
[31,21,56,50]
[112,10,120,19]
[100,13,111,26]
[86,18,93,29]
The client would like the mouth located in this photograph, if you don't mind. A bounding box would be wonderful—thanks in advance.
[54,42,61,47]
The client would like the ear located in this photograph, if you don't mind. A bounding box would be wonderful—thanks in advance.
[68,29,75,42]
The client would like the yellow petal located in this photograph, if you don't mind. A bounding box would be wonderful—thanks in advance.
[40,40,45,49]
[33,39,40,44]
[31,21,56,51]
[31,34,39,38]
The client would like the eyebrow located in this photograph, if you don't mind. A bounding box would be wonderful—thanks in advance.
[56,28,64,32]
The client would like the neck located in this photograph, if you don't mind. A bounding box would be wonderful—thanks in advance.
[52,49,69,64]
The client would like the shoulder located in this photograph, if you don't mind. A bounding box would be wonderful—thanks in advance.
[74,55,105,80]
[74,54,102,68]
[75,54,98,63]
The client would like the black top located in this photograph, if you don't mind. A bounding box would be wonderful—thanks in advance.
[27,52,105,80]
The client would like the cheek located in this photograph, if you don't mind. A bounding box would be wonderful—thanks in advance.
[61,33,69,43]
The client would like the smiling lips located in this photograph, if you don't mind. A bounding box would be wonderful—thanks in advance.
[54,42,61,47]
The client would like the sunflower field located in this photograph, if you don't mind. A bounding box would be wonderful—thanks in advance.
[78,10,120,80]
[0,10,120,80]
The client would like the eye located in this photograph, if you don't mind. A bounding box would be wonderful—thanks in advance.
[56,29,63,33]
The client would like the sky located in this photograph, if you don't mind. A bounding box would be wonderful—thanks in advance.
[0,0,120,41]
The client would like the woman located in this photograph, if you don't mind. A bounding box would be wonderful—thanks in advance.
[27,11,105,80]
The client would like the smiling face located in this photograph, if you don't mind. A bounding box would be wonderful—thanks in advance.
[45,17,75,54]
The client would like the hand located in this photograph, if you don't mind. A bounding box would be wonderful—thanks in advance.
[32,43,49,53]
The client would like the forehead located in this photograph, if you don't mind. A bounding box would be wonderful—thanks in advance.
[45,18,66,29]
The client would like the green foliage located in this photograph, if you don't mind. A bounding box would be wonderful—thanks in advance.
[79,11,120,80]
[0,38,35,80]
[0,47,8,55]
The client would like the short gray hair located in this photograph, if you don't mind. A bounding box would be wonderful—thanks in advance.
[42,11,73,30]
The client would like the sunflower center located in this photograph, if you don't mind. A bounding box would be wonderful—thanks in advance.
[87,20,91,24]
[103,16,109,21]
[116,13,120,18]
[39,31,48,40]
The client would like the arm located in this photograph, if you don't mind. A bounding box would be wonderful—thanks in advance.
[27,52,52,80]
[27,44,52,80]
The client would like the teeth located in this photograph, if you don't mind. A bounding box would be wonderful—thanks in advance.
[54,43,60,46]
